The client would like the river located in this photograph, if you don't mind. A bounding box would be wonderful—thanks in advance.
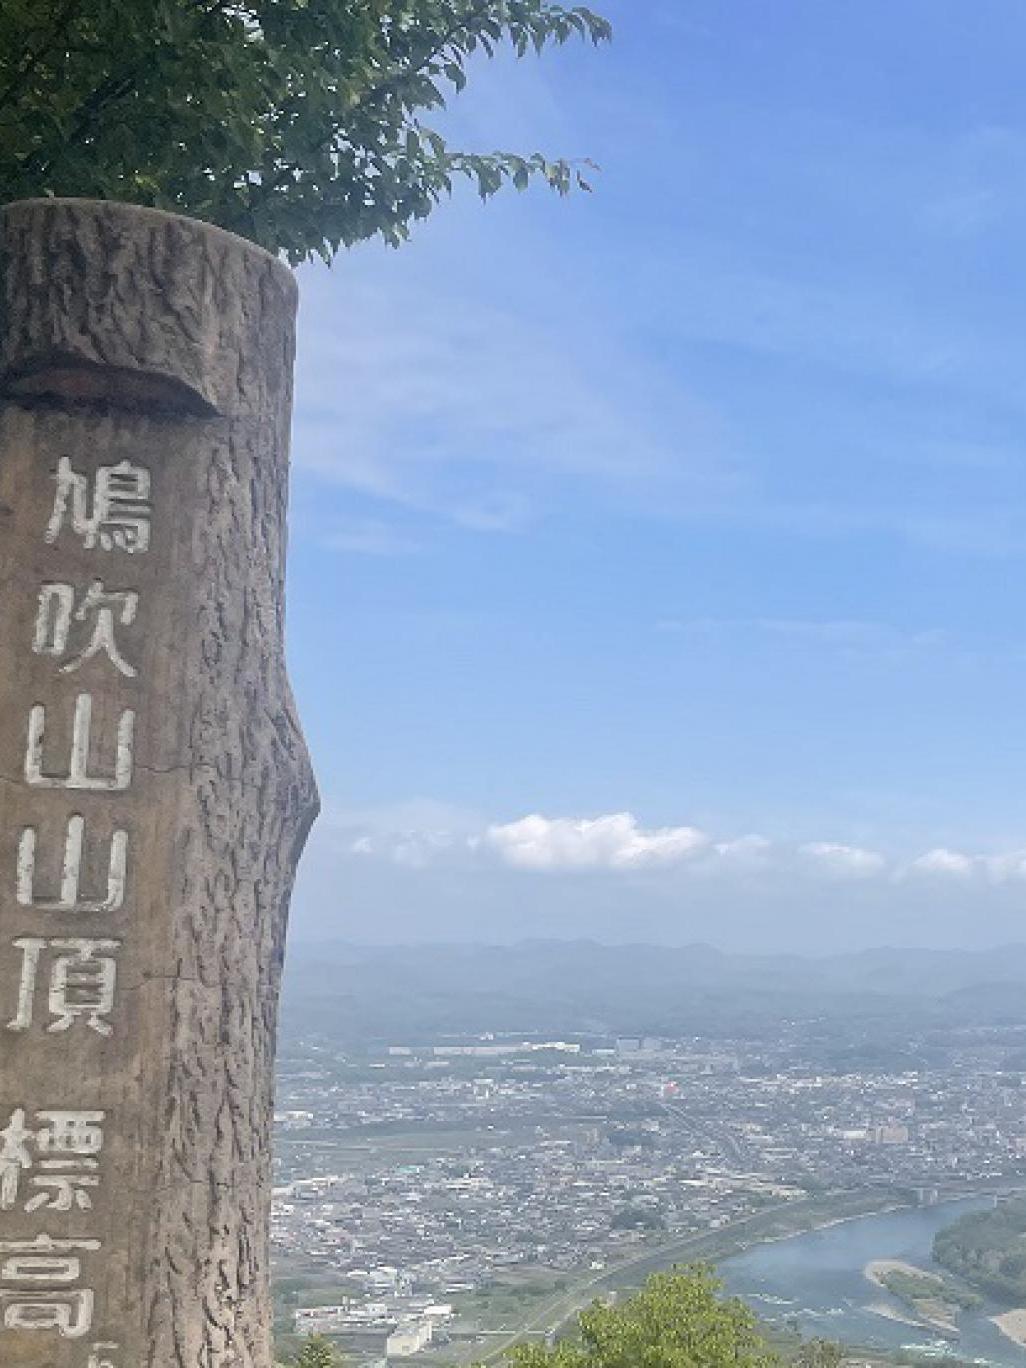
[719,1198,1026,1366]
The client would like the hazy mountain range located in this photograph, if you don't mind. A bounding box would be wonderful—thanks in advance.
[280,940,1026,1052]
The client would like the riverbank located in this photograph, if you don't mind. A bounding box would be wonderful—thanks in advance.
[865,1258,938,1287]
[863,1260,958,1337]
[467,1190,908,1364]
[450,1193,1026,1367]
[866,1298,936,1331]
[722,1196,1026,1367]
[993,1310,1026,1350]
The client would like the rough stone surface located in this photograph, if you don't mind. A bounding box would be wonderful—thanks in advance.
[0,198,319,1368]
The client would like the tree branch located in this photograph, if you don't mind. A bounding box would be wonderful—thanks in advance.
[346,0,496,120]
[244,0,496,214]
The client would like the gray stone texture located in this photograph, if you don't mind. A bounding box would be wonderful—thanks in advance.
[0,198,319,1368]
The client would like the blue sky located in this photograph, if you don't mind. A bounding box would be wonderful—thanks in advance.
[284,0,1026,951]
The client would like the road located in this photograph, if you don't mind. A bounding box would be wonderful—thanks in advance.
[658,1099,750,1169]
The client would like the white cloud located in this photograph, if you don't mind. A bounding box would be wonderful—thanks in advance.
[712,834,774,863]
[982,850,1026,883]
[904,847,975,878]
[798,841,886,877]
[484,812,709,872]
[350,830,456,869]
[324,799,482,869]
[318,801,1026,904]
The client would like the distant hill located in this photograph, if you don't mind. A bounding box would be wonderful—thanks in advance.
[280,940,1026,1051]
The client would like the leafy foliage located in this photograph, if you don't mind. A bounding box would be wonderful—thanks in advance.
[791,1339,843,1368]
[292,1333,343,1368]
[610,1203,666,1231]
[934,1198,1026,1303]
[878,1268,979,1313]
[0,0,611,262]
[493,1266,779,1368]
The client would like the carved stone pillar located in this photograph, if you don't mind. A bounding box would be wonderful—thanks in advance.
[0,198,319,1368]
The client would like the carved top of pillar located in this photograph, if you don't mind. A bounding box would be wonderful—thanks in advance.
[0,197,297,418]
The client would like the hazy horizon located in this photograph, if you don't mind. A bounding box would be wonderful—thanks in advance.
[284,930,1026,958]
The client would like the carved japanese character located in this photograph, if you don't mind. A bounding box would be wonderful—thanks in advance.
[18,816,128,914]
[34,581,139,679]
[45,457,152,554]
[0,1235,99,1339]
[0,1110,105,1214]
[7,938,121,1038]
[25,693,135,792]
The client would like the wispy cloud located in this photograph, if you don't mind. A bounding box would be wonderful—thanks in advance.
[293,255,730,536]
[322,799,483,869]
[902,847,975,878]
[292,233,1026,559]
[653,617,960,668]
[320,518,424,556]
[798,841,887,878]
[898,847,1026,883]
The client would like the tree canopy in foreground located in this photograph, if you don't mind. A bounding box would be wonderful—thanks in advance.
[291,1333,343,1368]
[493,1267,780,1368]
[0,0,611,262]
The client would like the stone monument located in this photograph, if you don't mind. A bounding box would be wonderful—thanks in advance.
[0,198,319,1367]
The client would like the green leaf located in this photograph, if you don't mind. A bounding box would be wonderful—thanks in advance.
[0,0,612,263]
